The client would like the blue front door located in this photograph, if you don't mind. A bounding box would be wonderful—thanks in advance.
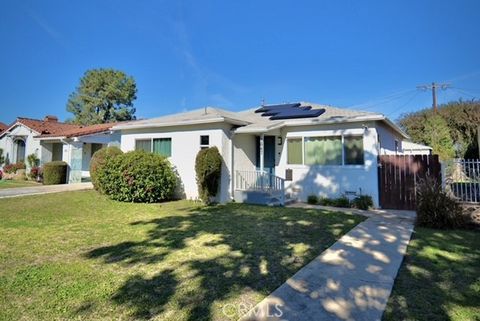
[256,136,276,175]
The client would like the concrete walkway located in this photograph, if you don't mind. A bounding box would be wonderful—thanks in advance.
[241,204,415,321]
[0,182,93,199]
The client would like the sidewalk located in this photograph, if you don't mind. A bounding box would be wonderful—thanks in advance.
[241,204,415,321]
[0,182,93,199]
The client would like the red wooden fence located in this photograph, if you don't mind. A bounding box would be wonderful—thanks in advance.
[378,155,441,210]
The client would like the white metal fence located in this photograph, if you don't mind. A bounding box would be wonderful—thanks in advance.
[445,159,480,203]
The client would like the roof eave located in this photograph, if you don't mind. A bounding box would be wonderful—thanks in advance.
[113,117,248,130]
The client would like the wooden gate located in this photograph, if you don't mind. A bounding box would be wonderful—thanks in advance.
[378,155,441,210]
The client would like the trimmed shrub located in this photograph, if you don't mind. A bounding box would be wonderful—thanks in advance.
[307,195,318,204]
[352,195,373,210]
[195,147,222,204]
[3,162,26,174]
[318,197,334,206]
[43,161,68,185]
[90,146,123,192]
[416,176,466,229]
[333,196,351,208]
[97,151,177,203]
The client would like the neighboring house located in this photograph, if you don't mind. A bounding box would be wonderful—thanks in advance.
[0,122,7,134]
[0,115,119,182]
[112,102,410,207]
[401,141,432,155]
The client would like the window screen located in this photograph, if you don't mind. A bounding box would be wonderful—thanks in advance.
[304,136,342,165]
[135,139,152,152]
[287,138,302,164]
[344,136,364,165]
[153,138,172,157]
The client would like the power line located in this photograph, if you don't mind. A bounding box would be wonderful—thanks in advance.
[348,89,417,110]
[386,91,420,117]
[417,82,451,113]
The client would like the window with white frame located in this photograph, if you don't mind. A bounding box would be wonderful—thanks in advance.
[200,135,210,149]
[286,134,365,166]
[135,138,172,157]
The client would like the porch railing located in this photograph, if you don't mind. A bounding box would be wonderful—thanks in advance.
[445,159,480,203]
[235,170,285,205]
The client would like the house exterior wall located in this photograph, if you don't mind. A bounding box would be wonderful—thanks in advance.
[273,122,382,207]
[119,123,234,203]
[0,124,41,170]
[376,121,404,155]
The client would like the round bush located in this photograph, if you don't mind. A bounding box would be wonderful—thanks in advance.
[97,151,177,203]
[43,161,68,185]
[195,147,222,204]
[90,146,123,192]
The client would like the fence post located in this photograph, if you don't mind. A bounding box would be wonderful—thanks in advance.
[441,161,446,190]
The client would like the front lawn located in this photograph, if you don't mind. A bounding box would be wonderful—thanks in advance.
[0,190,364,321]
[0,179,41,189]
[383,227,480,321]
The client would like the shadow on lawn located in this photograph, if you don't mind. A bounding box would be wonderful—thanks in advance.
[83,204,359,321]
[384,228,480,321]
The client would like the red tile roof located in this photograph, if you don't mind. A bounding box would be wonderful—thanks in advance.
[0,116,116,139]
[0,122,7,133]
[37,122,115,138]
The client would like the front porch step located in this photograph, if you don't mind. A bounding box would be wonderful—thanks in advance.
[234,190,297,206]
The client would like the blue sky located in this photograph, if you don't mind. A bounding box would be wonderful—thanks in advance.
[1,0,480,124]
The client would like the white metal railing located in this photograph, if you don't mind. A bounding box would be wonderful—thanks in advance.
[235,170,285,205]
[445,159,480,203]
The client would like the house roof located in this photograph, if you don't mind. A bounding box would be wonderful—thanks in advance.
[0,116,117,140]
[36,122,116,139]
[402,141,432,150]
[0,122,7,133]
[234,102,409,138]
[112,102,409,139]
[112,107,249,130]
[0,116,81,138]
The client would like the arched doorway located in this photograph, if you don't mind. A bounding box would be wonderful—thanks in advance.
[14,139,26,163]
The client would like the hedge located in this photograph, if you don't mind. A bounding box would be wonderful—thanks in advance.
[96,151,177,203]
[195,147,222,204]
[90,146,123,192]
[43,161,68,185]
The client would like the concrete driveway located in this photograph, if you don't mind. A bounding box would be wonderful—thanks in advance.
[0,182,93,199]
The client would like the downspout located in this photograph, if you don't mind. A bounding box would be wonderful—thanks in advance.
[230,129,236,201]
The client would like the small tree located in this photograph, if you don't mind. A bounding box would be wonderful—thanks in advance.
[27,154,40,168]
[0,148,4,166]
[195,147,222,204]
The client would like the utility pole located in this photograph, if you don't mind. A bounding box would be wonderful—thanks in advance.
[417,82,450,113]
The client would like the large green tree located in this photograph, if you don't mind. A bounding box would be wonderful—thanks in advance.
[67,69,137,125]
[422,115,455,160]
[398,99,480,159]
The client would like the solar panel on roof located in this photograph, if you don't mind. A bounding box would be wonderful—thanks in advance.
[255,103,301,113]
[254,103,325,120]
[270,108,325,120]
[261,106,312,116]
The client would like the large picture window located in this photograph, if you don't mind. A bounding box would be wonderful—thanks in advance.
[287,138,302,164]
[304,136,342,165]
[153,138,172,157]
[344,136,364,165]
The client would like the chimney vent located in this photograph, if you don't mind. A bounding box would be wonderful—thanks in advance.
[44,115,58,122]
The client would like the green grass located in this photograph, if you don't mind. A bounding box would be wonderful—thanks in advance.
[0,179,41,189]
[384,227,480,321]
[0,190,364,321]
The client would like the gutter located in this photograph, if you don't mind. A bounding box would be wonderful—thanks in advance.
[112,117,249,131]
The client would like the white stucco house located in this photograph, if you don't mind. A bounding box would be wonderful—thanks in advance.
[112,102,411,207]
[0,116,119,182]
